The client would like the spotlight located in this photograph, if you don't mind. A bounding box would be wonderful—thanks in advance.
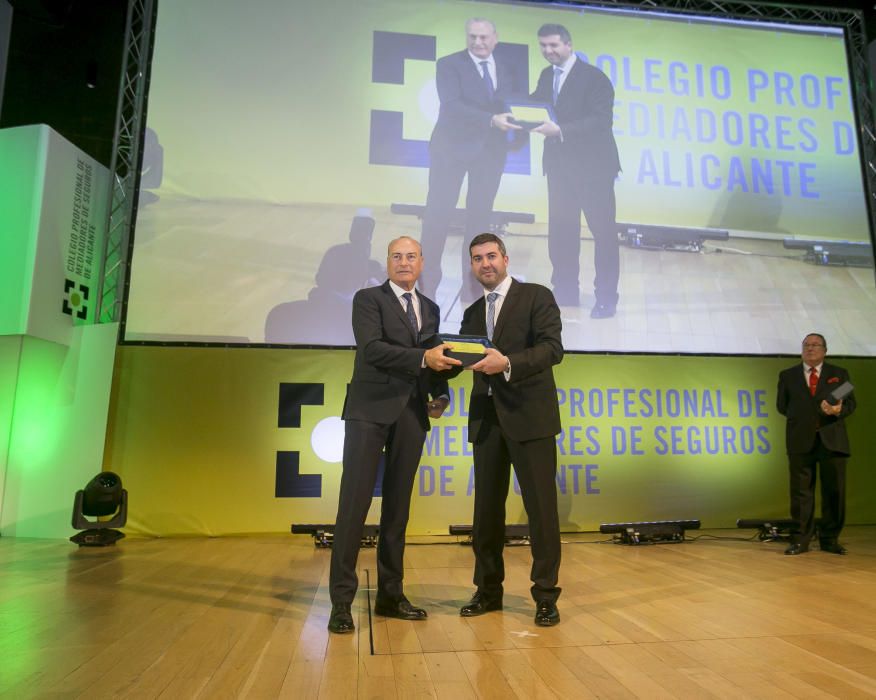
[782,238,873,267]
[618,222,728,252]
[599,520,700,545]
[448,524,530,546]
[70,472,127,546]
[736,518,797,541]
[290,523,378,548]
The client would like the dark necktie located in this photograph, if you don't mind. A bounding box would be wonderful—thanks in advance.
[480,60,494,99]
[552,66,563,104]
[808,367,818,396]
[402,292,418,338]
[486,292,498,341]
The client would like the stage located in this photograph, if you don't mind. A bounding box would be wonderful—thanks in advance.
[3,527,876,698]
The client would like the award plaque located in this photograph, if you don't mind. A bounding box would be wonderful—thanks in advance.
[439,334,492,366]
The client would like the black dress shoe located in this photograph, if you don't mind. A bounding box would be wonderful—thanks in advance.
[820,541,848,555]
[784,543,809,555]
[535,600,560,627]
[327,603,354,634]
[459,591,503,617]
[374,598,428,620]
[590,303,616,319]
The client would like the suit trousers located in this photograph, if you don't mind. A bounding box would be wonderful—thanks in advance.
[329,393,426,605]
[471,398,561,603]
[788,433,847,545]
[546,169,618,305]
[421,145,506,301]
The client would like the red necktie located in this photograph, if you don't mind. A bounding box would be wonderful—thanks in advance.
[808,367,818,396]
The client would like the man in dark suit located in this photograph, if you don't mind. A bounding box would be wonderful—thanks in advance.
[328,236,461,634]
[420,18,522,302]
[777,333,855,556]
[531,23,621,318]
[454,232,564,626]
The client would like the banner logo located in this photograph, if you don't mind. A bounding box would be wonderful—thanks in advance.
[275,382,325,497]
[61,278,89,320]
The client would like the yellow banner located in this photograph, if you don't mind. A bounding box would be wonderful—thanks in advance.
[105,346,876,536]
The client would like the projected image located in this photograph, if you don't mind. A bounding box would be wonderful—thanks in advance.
[126,0,876,354]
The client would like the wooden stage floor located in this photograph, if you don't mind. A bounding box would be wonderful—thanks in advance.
[2,527,876,698]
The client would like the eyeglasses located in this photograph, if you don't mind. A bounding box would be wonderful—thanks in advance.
[802,343,825,349]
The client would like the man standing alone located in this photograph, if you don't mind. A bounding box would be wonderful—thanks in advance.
[777,333,855,555]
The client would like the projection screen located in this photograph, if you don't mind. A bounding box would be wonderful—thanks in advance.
[125,0,876,355]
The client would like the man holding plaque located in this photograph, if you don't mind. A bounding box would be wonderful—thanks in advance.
[328,236,461,634]
[530,23,621,317]
[420,17,522,302]
[777,333,856,556]
[454,232,564,626]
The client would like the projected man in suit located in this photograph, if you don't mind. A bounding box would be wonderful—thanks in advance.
[530,23,621,317]
[777,333,855,556]
[420,17,522,302]
[454,232,564,627]
[328,236,461,634]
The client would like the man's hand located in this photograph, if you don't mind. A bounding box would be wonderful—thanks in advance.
[427,396,450,418]
[531,119,561,137]
[424,344,462,371]
[469,347,509,375]
[491,113,523,131]
[820,399,842,416]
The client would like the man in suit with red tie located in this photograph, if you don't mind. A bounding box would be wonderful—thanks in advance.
[328,236,461,634]
[530,23,621,317]
[454,232,564,626]
[420,18,522,302]
[777,333,856,555]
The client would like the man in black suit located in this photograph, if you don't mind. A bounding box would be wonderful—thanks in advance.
[530,23,621,318]
[328,236,461,634]
[420,18,522,302]
[454,232,564,626]
[777,333,856,556]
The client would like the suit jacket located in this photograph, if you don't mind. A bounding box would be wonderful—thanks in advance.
[776,361,855,455]
[430,49,520,162]
[459,279,563,442]
[342,281,448,430]
[532,56,621,180]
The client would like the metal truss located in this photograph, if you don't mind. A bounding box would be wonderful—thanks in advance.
[97,0,157,324]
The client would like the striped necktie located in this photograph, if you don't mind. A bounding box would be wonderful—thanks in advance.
[486,292,498,340]
[480,60,494,99]
[402,292,418,339]
[552,66,563,104]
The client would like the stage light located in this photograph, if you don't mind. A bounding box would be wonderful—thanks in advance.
[618,222,729,252]
[736,518,797,541]
[599,520,700,545]
[291,523,378,548]
[448,524,530,545]
[782,238,873,267]
[70,472,127,546]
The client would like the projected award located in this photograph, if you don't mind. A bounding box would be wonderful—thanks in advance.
[507,102,555,130]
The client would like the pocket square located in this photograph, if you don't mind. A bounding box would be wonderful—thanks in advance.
[827,377,840,384]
